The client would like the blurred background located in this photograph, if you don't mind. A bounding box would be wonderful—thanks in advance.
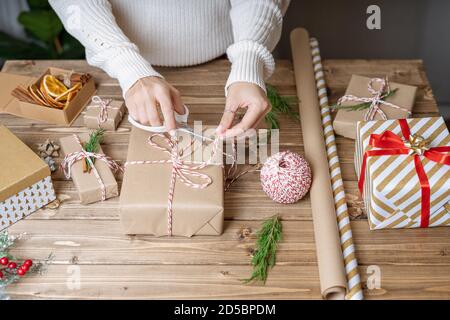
[1,0,449,119]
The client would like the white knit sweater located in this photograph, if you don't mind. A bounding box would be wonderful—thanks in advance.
[49,0,289,95]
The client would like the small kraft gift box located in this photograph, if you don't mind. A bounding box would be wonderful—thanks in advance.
[60,133,121,205]
[0,67,95,125]
[0,126,56,231]
[83,96,125,131]
[120,126,224,237]
[355,117,450,230]
[334,75,417,139]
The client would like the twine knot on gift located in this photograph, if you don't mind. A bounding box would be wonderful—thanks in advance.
[89,96,122,125]
[125,133,222,236]
[60,134,123,201]
[358,119,450,227]
[336,77,412,121]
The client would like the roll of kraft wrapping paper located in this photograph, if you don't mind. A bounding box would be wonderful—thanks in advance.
[310,38,364,300]
[290,28,347,299]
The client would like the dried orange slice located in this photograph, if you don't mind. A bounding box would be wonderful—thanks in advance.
[40,87,65,109]
[55,82,82,102]
[27,84,47,106]
[41,75,68,98]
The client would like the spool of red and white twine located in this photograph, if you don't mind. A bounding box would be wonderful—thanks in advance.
[310,38,363,300]
[260,151,312,204]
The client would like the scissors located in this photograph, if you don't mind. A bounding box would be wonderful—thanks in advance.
[128,104,215,142]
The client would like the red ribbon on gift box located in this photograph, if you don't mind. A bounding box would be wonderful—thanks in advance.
[359,119,450,227]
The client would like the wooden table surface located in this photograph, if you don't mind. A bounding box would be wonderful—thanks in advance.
[1,59,449,300]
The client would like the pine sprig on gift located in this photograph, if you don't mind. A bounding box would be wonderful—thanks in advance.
[332,88,398,112]
[244,215,282,284]
[265,84,299,129]
[83,128,105,172]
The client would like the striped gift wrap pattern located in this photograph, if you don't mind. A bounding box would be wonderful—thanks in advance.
[310,38,363,300]
[355,117,450,229]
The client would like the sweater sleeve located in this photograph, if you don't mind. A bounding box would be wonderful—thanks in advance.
[49,0,162,94]
[226,0,289,95]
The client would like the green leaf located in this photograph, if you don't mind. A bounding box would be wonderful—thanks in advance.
[265,84,299,130]
[244,215,282,284]
[27,0,52,10]
[0,31,50,59]
[18,10,62,43]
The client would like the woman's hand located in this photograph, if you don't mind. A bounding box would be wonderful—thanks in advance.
[125,76,185,134]
[217,82,270,138]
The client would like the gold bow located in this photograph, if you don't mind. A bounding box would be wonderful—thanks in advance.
[404,134,430,156]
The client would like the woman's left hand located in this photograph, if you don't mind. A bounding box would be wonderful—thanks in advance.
[217,82,271,138]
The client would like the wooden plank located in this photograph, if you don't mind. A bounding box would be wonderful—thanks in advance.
[8,220,449,266]
[19,179,365,221]
[5,264,450,300]
[2,59,449,300]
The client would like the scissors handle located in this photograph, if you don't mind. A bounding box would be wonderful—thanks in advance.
[128,104,190,132]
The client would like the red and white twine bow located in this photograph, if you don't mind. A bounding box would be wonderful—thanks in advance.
[125,134,221,236]
[89,96,122,124]
[337,77,411,121]
[60,134,123,201]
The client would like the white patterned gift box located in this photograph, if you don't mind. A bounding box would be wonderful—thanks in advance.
[355,117,450,230]
[0,126,56,231]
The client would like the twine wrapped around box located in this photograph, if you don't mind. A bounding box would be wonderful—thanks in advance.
[84,96,125,131]
[60,134,121,204]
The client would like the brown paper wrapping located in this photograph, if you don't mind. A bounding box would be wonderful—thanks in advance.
[334,75,417,139]
[83,100,125,131]
[119,126,224,237]
[60,134,118,205]
[0,126,51,202]
[0,68,96,126]
[290,28,347,299]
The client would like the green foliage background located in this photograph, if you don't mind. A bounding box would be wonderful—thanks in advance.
[0,0,85,61]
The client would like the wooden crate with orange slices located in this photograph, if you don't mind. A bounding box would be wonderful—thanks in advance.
[0,67,96,125]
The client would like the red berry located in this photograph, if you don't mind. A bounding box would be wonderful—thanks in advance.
[0,257,8,265]
[8,262,17,269]
[0,271,3,278]
[20,264,29,272]
[17,268,26,276]
[24,259,33,267]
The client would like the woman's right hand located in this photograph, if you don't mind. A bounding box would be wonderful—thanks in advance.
[125,76,185,134]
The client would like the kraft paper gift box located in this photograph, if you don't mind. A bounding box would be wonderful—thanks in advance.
[0,126,56,231]
[334,75,417,139]
[60,134,119,205]
[0,67,95,125]
[83,98,125,131]
[120,126,224,237]
[355,117,450,230]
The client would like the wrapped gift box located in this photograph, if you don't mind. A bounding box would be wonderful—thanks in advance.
[334,75,417,139]
[120,126,224,237]
[0,126,56,231]
[0,67,95,125]
[60,133,119,204]
[83,98,125,131]
[355,117,450,230]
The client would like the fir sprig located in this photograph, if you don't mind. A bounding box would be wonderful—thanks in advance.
[244,215,282,284]
[83,128,105,172]
[332,88,398,112]
[265,84,299,129]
